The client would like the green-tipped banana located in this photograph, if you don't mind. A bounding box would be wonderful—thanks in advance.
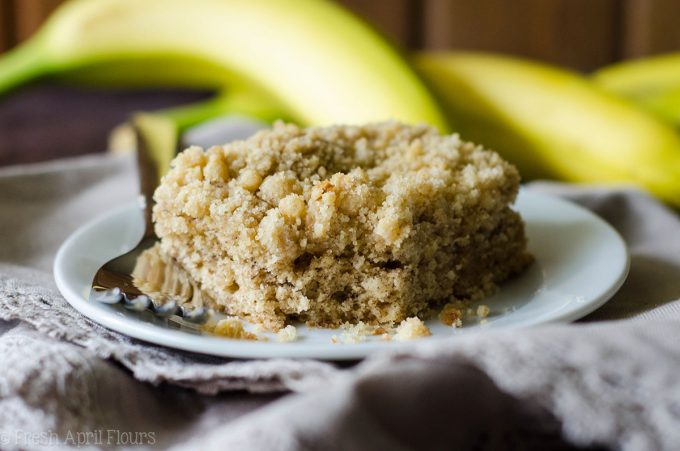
[0,0,447,129]
[55,55,235,90]
[158,90,289,132]
[416,52,680,206]
[593,54,680,125]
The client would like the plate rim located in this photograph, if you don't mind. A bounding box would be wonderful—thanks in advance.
[53,190,630,360]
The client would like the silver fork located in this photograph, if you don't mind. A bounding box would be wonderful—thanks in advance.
[88,124,211,324]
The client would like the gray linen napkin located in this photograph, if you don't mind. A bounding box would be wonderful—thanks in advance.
[1,153,679,450]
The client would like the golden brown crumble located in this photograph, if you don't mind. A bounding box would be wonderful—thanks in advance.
[204,317,257,340]
[395,317,432,340]
[439,301,492,327]
[439,302,465,328]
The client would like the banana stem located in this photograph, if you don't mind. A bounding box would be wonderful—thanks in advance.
[157,90,291,131]
[158,95,235,131]
[0,39,50,95]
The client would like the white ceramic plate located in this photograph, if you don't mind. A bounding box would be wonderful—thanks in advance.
[54,190,629,360]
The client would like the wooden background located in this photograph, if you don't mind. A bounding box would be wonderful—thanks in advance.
[2,0,680,71]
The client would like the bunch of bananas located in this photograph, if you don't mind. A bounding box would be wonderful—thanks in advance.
[1,0,680,207]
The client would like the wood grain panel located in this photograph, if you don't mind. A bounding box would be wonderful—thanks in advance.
[0,0,15,52]
[13,0,64,42]
[338,0,419,48]
[622,0,680,58]
[423,0,621,71]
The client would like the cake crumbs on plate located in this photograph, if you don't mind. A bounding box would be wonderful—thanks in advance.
[338,321,374,344]
[440,301,491,327]
[204,317,257,340]
[476,304,491,318]
[439,302,465,328]
[329,322,403,344]
[394,317,432,341]
[277,325,298,343]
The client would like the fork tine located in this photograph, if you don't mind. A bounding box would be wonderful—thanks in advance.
[91,288,123,304]
[152,299,180,317]
[123,294,151,312]
[92,288,211,324]
[181,306,210,324]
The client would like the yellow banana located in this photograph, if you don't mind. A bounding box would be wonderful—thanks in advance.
[0,0,447,129]
[593,54,680,126]
[416,52,680,206]
[640,86,680,126]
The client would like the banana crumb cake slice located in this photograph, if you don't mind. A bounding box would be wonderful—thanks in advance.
[152,121,532,331]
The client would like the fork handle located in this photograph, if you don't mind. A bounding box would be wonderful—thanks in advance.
[132,118,181,238]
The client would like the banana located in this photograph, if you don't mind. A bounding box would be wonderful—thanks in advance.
[593,54,680,126]
[0,0,447,130]
[416,52,680,206]
[639,86,680,125]
[592,53,680,100]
